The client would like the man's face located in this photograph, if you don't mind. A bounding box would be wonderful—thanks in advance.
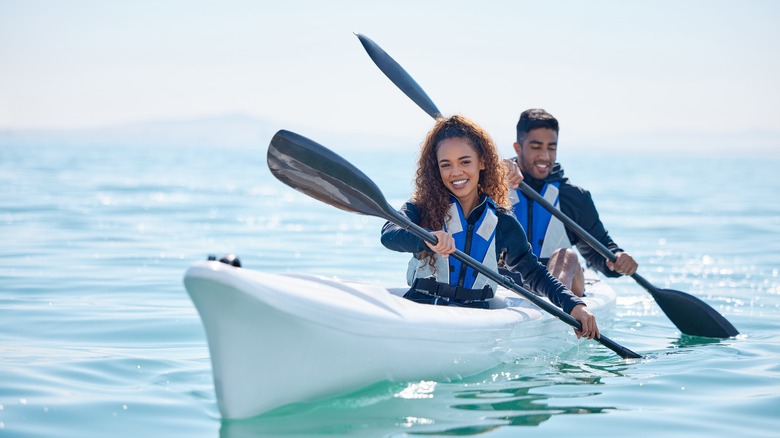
[513,128,558,180]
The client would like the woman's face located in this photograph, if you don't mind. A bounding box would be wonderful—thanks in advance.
[435,137,485,209]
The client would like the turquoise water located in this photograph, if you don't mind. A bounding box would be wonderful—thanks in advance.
[1,141,779,437]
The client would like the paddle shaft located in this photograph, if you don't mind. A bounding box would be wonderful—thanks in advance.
[519,183,730,309]
[387,208,641,359]
[517,183,643,276]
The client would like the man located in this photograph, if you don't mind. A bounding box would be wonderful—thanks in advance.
[506,108,637,296]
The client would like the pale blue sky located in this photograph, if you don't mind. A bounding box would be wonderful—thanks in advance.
[1,0,778,150]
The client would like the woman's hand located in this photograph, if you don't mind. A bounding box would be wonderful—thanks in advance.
[425,230,455,258]
[570,304,600,340]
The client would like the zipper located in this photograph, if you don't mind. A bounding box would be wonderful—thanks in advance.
[526,199,534,244]
[458,223,475,287]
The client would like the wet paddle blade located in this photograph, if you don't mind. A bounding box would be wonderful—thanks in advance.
[645,283,739,338]
[267,130,398,221]
[355,33,443,120]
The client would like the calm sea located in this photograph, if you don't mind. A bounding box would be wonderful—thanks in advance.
[1,139,779,437]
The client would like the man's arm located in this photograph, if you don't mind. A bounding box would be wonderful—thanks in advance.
[561,186,624,278]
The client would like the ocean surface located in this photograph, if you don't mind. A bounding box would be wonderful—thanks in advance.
[1,139,779,437]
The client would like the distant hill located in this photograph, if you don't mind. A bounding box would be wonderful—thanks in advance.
[0,113,280,149]
[0,113,420,151]
[1,113,776,156]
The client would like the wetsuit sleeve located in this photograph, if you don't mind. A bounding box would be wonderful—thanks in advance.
[561,186,624,278]
[380,201,428,254]
[496,211,585,315]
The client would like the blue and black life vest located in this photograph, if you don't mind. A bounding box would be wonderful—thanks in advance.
[510,182,572,259]
[407,196,498,293]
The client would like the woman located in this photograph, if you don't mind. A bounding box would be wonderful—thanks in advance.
[380,115,599,340]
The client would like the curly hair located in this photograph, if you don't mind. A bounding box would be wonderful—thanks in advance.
[412,114,510,232]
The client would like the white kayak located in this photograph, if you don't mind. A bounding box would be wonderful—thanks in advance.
[184,260,616,419]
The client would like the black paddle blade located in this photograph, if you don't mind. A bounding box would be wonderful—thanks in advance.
[355,33,443,120]
[648,285,739,338]
[267,130,396,221]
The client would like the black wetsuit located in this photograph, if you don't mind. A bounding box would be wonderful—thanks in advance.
[519,162,624,278]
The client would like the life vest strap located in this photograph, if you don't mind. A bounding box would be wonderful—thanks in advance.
[411,277,494,302]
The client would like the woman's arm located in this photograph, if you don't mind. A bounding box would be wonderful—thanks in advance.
[497,211,585,315]
[380,201,428,254]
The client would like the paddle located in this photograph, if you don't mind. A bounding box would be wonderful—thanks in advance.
[355,33,739,338]
[516,186,739,338]
[267,129,641,359]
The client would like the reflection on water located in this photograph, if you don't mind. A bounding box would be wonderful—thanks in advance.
[447,381,611,431]
[219,358,629,436]
[672,334,729,349]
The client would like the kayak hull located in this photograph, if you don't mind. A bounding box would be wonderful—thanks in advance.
[184,261,615,419]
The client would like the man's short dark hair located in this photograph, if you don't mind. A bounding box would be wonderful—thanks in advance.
[516,109,559,143]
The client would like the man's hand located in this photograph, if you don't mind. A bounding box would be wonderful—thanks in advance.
[606,252,638,276]
[503,158,523,189]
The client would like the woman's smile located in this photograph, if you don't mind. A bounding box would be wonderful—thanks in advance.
[436,137,484,215]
